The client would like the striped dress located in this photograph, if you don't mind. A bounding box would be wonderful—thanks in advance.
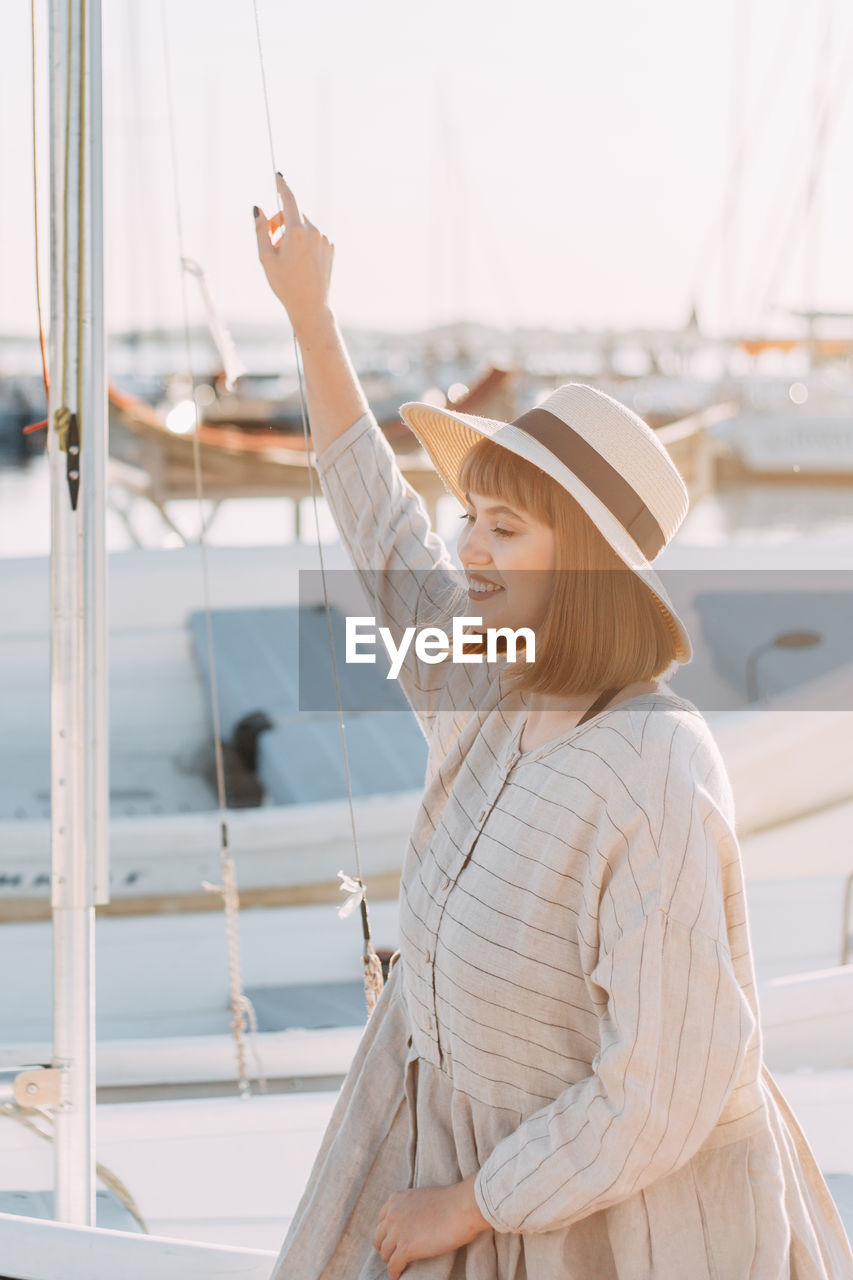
[270,410,853,1279]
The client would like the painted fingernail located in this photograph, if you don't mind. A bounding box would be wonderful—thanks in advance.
[252,205,259,218]
[276,171,283,179]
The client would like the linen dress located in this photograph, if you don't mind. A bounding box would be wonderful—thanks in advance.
[270,410,853,1280]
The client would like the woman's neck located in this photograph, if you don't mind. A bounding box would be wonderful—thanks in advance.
[520,679,660,753]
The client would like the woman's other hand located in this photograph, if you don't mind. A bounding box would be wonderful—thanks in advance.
[373,1175,490,1278]
[254,173,334,341]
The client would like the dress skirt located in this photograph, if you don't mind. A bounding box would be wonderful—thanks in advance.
[270,960,852,1279]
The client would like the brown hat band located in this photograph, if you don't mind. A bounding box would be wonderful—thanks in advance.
[511,406,667,559]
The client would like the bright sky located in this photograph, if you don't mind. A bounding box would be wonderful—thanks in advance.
[2,0,853,340]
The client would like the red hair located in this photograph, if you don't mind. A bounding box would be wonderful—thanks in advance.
[458,438,680,696]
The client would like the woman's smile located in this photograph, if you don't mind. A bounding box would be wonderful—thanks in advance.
[466,574,505,600]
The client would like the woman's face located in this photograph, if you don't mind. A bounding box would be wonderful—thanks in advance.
[457,490,557,634]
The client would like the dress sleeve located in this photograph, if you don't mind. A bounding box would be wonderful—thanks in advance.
[315,411,472,737]
[473,734,757,1234]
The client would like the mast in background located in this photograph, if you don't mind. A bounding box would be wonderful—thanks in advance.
[47,0,109,1225]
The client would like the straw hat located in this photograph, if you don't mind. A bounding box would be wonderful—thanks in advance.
[398,382,693,664]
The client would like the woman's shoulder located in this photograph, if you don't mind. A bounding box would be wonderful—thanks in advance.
[567,685,710,755]
[547,687,736,824]
[623,689,736,824]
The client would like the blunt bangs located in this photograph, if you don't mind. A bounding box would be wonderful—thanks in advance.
[458,438,557,525]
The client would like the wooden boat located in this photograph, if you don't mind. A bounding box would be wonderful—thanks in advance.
[106,366,520,534]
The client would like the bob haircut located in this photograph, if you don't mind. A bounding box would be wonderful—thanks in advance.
[458,437,681,697]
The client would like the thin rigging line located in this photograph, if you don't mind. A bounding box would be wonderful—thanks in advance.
[688,0,803,323]
[159,0,263,1100]
[76,0,85,457]
[293,347,365,888]
[717,0,752,336]
[30,0,48,398]
[801,0,835,315]
[249,0,366,894]
[60,0,72,407]
[752,9,853,326]
[435,81,522,334]
[250,0,280,187]
[249,0,382,1009]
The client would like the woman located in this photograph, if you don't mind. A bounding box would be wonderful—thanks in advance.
[253,176,852,1279]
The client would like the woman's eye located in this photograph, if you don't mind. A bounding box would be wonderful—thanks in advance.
[458,513,513,538]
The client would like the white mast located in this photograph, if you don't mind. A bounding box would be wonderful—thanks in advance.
[47,0,109,1226]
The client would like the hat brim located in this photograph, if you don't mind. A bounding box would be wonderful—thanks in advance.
[399,399,693,665]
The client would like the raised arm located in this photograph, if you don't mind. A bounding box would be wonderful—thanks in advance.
[253,176,472,736]
[253,174,367,454]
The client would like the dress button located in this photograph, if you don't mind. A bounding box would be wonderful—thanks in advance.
[477,808,486,824]
[441,876,451,892]
[425,949,432,965]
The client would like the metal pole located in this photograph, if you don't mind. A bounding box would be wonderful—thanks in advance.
[47,0,109,1227]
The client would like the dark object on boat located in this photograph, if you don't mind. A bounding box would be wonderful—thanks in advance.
[232,710,274,772]
[203,710,274,808]
[190,605,428,807]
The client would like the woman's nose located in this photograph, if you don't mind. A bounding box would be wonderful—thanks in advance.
[459,521,492,564]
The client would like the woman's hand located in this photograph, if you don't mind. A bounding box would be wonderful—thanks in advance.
[373,1175,490,1278]
[253,173,334,341]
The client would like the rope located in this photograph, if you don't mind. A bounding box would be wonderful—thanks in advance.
[46,0,75,461]
[74,0,85,475]
[250,0,384,1015]
[293,342,385,1012]
[159,0,265,1099]
[202,852,268,1093]
[30,0,48,400]
[0,1104,148,1234]
[60,0,71,411]
[250,0,279,194]
[38,0,81,499]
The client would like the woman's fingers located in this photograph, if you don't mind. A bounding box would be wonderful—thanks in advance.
[254,176,304,254]
[275,171,303,227]
[253,178,335,336]
[373,1209,391,1259]
[301,214,334,249]
[253,205,276,258]
[387,1246,409,1280]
